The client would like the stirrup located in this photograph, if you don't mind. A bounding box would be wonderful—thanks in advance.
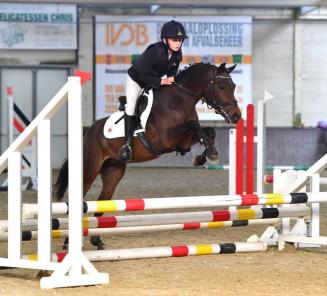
[118,144,132,162]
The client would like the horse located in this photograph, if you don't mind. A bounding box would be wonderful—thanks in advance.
[54,62,242,249]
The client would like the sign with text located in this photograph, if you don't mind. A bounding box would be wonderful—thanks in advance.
[0,3,77,49]
[96,15,252,120]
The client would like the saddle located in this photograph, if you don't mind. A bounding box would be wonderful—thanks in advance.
[118,93,148,123]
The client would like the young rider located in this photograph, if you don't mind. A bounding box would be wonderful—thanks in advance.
[118,20,188,162]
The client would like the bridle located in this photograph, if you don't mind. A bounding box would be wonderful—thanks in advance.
[173,74,238,123]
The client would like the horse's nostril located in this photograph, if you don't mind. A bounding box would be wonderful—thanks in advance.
[231,113,241,124]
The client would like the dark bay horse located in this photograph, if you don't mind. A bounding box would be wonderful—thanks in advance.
[54,62,241,249]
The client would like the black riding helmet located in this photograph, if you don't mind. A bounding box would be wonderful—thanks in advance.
[160,20,188,40]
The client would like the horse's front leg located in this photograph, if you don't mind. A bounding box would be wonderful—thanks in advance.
[190,122,219,165]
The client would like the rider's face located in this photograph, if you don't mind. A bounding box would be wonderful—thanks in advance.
[165,38,183,52]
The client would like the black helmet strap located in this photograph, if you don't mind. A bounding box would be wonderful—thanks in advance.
[162,38,184,53]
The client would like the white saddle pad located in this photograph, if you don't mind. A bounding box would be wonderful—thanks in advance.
[103,90,153,139]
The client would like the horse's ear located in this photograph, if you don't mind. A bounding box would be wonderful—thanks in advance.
[227,64,237,73]
[218,62,227,69]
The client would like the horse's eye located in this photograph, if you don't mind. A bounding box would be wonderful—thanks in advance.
[218,85,225,90]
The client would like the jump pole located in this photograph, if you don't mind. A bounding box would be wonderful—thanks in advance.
[24,242,268,262]
[0,216,281,232]
[2,86,38,190]
[0,218,281,242]
[22,192,327,217]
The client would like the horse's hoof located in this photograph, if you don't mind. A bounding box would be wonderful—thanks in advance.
[36,270,51,279]
[206,154,219,165]
[193,155,206,166]
[90,236,106,250]
[96,242,106,250]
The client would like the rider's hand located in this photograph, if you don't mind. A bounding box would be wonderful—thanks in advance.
[161,78,173,85]
[167,77,174,83]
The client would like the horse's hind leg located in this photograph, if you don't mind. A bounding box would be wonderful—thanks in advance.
[90,159,126,250]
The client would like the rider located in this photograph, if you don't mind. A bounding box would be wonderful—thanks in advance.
[118,20,188,162]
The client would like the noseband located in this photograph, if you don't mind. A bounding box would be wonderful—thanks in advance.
[173,75,238,123]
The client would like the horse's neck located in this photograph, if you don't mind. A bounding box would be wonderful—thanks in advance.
[176,78,206,106]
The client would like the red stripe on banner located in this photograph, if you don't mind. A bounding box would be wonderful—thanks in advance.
[236,118,244,194]
[13,118,25,133]
[83,228,89,236]
[212,210,231,221]
[6,86,13,95]
[246,104,254,194]
[97,216,117,228]
[125,199,145,211]
[183,223,201,230]
[171,246,189,257]
[241,194,259,206]
[56,251,67,263]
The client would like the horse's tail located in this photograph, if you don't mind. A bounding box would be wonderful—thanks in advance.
[53,159,68,201]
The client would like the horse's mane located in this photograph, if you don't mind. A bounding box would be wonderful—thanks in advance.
[175,62,218,83]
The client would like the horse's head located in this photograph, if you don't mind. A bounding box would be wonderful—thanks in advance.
[202,63,241,124]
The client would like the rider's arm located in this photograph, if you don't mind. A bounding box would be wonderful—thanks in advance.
[134,46,162,88]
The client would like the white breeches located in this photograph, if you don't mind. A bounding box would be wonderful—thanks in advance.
[125,75,143,116]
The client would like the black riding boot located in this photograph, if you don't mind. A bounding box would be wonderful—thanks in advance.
[118,113,136,162]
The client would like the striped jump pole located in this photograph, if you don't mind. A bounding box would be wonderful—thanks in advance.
[6,86,37,190]
[23,242,267,262]
[0,218,281,242]
[0,214,282,234]
[22,192,327,217]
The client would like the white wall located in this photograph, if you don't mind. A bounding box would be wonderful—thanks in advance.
[253,20,294,126]
[299,20,327,126]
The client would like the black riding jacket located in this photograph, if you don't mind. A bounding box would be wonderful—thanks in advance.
[128,41,182,89]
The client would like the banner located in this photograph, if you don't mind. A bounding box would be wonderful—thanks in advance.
[0,3,77,49]
[96,15,252,120]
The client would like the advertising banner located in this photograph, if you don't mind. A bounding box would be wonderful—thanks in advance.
[0,3,77,49]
